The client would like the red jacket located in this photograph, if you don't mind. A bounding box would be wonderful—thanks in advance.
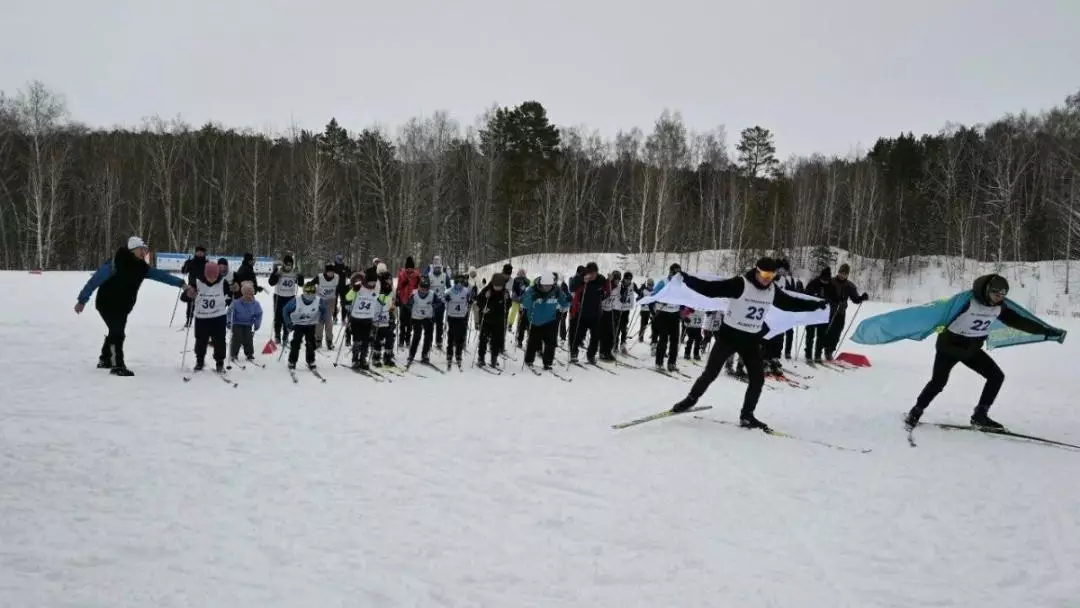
[396,268,420,305]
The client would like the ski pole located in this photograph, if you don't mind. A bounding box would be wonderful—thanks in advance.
[836,301,864,353]
[169,291,181,327]
[180,319,193,374]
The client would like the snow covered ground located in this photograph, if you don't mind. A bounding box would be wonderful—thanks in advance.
[2,270,1080,607]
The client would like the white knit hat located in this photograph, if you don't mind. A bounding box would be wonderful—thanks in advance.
[127,236,147,251]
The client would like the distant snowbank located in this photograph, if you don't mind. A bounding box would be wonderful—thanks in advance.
[472,249,1080,319]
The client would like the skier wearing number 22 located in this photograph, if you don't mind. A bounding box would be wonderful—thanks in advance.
[670,257,827,430]
[180,260,232,373]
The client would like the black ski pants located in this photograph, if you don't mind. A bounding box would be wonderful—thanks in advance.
[229,324,256,360]
[409,318,434,361]
[804,323,826,358]
[764,333,784,360]
[914,347,1004,413]
[97,307,129,368]
[684,327,704,359]
[598,310,617,356]
[446,316,468,362]
[434,306,446,347]
[638,309,652,341]
[288,324,317,365]
[822,310,847,355]
[783,328,795,358]
[685,329,766,417]
[350,318,374,366]
[570,315,601,361]
[398,304,413,347]
[653,310,681,366]
[371,325,395,365]
[525,321,558,367]
[478,321,505,365]
[273,295,290,342]
[194,316,227,366]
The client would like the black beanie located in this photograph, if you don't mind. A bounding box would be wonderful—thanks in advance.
[756,257,778,272]
[406,256,416,269]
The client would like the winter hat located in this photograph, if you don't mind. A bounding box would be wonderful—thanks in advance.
[838,263,851,275]
[755,257,778,272]
[502,263,513,275]
[576,265,586,276]
[623,271,634,281]
[405,256,416,269]
[195,245,207,253]
[283,254,294,265]
[325,263,336,273]
[419,275,431,289]
[303,279,318,293]
[334,254,345,265]
[819,266,832,280]
[539,272,556,287]
[669,263,681,274]
[376,262,388,276]
[217,257,229,267]
[585,262,599,274]
[364,267,378,283]
[243,252,254,263]
[128,236,148,251]
[491,273,508,287]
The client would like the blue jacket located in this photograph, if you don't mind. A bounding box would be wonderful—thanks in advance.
[521,285,568,326]
[281,295,329,329]
[227,298,263,330]
[78,256,185,306]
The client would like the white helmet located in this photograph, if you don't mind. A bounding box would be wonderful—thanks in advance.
[539,272,556,287]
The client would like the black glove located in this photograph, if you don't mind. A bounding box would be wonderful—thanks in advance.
[1046,327,1066,340]
[860,292,869,302]
[816,300,828,310]
[256,286,265,293]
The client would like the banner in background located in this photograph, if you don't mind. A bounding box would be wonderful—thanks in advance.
[155,252,277,275]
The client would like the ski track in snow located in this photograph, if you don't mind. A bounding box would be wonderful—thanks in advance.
[2,271,1080,607]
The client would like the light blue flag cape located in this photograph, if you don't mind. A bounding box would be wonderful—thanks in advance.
[850,290,1065,350]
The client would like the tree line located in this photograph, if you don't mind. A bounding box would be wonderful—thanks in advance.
[1,81,1078,287]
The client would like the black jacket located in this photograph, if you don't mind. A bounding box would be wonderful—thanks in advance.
[476,284,511,328]
[232,262,260,293]
[181,255,209,287]
[97,247,150,316]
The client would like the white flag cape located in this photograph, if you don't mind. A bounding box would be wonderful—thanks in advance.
[638,273,828,339]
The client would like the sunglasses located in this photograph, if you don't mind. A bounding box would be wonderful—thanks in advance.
[989,288,1007,297]
[757,269,776,280]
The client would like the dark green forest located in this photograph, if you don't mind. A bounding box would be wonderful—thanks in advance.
[1,81,1078,277]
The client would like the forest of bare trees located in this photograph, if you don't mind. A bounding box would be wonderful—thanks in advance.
[0,81,1078,280]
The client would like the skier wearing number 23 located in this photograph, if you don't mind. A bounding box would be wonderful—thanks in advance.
[670,257,827,430]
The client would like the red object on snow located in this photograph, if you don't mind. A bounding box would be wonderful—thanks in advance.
[837,352,871,367]
[262,339,277,355]
[28,269,42,275]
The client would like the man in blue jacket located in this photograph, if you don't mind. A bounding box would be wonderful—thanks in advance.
[75,236,194,376]
[521,272,570,370]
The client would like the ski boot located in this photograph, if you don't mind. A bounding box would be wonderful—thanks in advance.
[904,406,924,430]
[671,397,696,413]
[97,357,113,369]
[739,413,770,431]
[194,360,205,372]
[110,367,134,377]
[215,361,225,373]
[308,362,317,371]
[970,406,1004,431]
[666,362,678,373]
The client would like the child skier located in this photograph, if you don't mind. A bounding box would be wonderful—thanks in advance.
[282,280,328,370]
[269,255,303,344]
[443,273,473,370]
[371,287,396,368]
[407,275,440,365]
[345,269,379,370]
[423,255,452,349]
[227,282,263,363]
[521,272,569,370]
[316,263,339,349]
[476,273,511,368]
[182,261,231,372]
[684,307,707,361]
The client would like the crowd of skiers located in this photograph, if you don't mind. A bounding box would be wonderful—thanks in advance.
[74,235,1066,435]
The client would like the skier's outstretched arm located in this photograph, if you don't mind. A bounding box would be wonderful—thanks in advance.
[998,304,1057,336]
[773,289,828,313]
[680,272,744,299]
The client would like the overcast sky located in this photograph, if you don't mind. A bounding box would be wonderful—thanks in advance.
[3,0,1077,159]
